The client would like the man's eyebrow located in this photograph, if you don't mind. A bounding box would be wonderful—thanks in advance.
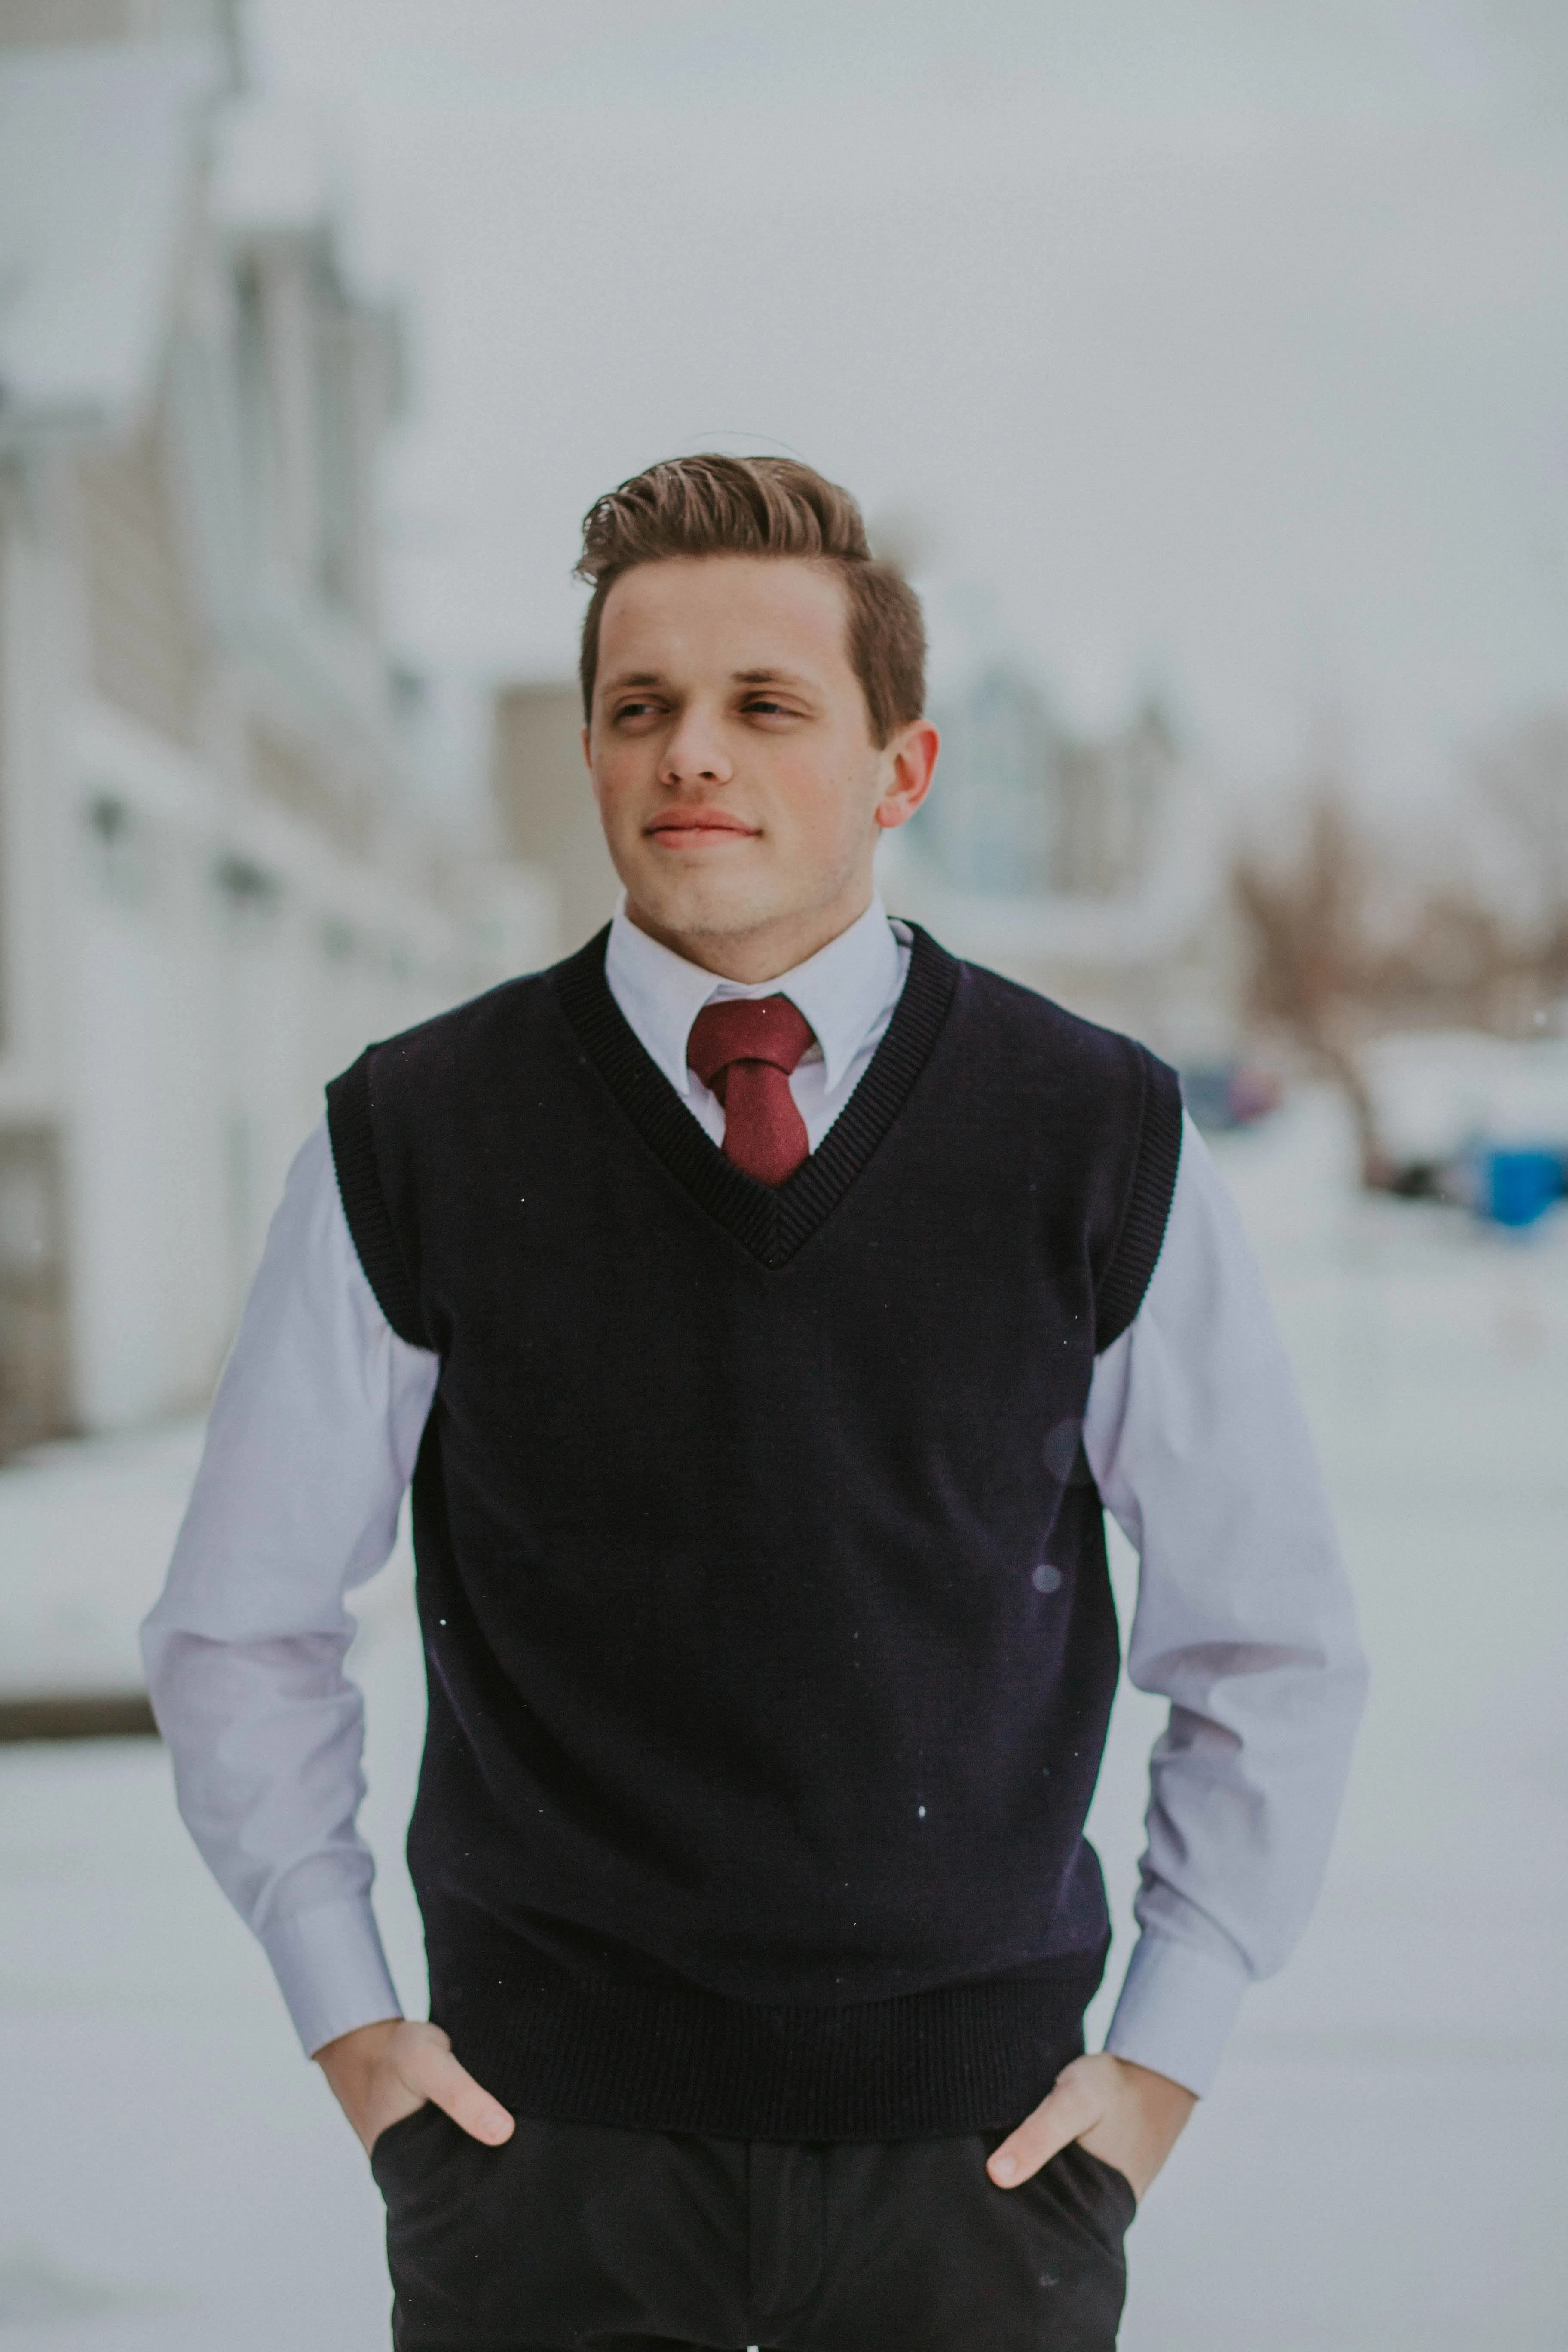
[599,665,820,693]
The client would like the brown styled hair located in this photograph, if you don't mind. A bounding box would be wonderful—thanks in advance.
[575,454,925,747]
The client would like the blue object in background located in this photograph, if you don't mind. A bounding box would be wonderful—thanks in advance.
[1180,1062,1281,1133]
[1485,1148,1566,1228]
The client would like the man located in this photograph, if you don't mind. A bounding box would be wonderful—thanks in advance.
[145,454,1366,2351]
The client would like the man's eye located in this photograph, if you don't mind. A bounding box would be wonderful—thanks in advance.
[744,698,793,718]
[613,701,659,722]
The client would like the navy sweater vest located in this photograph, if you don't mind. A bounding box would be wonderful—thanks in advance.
[326,924,1182,2138]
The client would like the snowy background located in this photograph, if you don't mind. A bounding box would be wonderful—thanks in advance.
[1,1086,1563,2352]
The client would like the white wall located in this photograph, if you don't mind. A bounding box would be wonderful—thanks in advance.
[61,707,548,1433]
[71,799,231,1424]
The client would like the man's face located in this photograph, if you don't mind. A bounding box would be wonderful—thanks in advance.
[585,555,934,974]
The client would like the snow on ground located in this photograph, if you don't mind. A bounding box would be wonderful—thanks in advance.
[0,1423,203,1699]
[0,1087,1564,2349]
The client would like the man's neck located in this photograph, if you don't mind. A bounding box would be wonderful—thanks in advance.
[622,888,876,985]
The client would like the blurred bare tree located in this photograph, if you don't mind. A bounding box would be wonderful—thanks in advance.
[1231,712,1568,1186]
[1470,711,1568,1019]
[1232,794,1392,1185]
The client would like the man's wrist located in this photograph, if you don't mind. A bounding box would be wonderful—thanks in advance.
[313,2014,404,2069]
[1109,2054,1200,2124]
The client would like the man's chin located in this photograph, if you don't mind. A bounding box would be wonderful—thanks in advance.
[622,874,785,948]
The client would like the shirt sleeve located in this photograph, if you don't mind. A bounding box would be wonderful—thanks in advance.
[141,1119,440,2057]
[1081,1112,1368,2096]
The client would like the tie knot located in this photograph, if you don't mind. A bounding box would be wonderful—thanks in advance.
[687,995,816,1090]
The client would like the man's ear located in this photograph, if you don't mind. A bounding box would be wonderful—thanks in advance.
[874,720,939,831]
[580,724,592,773]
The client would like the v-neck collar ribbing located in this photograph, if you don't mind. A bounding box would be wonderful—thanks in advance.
[551,921,960,1269]
[604,892,904,1103]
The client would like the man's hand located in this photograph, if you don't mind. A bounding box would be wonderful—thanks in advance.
[986,2053,1196,2204]
[314,2018,516,2156]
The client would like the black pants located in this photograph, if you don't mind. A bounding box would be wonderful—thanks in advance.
[372,2106,1135,2352]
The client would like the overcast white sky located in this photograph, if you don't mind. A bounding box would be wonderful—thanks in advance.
[245,0,1568,807]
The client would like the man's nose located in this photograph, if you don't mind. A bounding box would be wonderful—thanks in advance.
[659,709,733,786]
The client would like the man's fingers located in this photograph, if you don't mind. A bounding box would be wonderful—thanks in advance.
[401,2038,514,2146]
[987,2064,1103,2188]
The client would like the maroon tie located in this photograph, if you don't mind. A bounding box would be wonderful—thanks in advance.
[687,996,816,1185]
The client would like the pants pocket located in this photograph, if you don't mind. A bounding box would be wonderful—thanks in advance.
[370,2101,449,2195]
[1048,2140,1138,2246]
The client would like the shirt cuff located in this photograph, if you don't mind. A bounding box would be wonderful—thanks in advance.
[260,1895,404,2058]
[1102,1927,1250,2097]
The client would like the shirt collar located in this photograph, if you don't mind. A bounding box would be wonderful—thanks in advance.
[604,893,901,1100]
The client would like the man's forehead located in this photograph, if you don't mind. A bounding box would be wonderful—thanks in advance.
[599,555,851,665]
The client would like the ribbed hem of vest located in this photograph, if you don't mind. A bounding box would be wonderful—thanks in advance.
[435,1955,1107,2141]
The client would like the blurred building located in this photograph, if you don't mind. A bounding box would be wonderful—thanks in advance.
[893,663,1239,1061]
[0,1,541,1452]
[490,683,619,961]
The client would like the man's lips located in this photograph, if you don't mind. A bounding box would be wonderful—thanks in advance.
[645,812,760,843]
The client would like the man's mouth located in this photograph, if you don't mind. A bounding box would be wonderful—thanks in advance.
[645,811,760,845]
